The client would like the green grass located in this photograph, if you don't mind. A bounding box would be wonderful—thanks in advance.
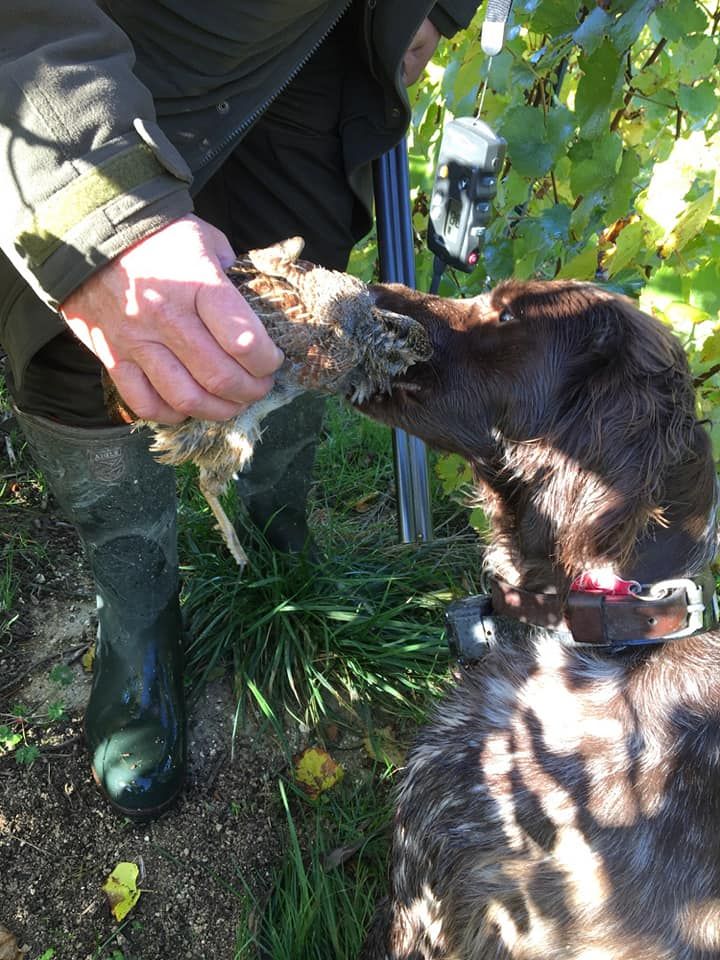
[180,399,479,728]
[175,398,480,958]
[246,778,392,960]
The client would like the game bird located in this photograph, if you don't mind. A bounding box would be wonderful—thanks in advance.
[131,237,432,568]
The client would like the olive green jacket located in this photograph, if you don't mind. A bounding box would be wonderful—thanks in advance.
[0,0,477,362]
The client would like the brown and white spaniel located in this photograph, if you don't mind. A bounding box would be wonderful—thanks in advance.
[358,280,720,960]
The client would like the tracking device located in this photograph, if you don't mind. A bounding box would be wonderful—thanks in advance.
[427,118,506,273]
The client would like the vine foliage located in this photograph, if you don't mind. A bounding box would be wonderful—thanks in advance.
[351,0,720,518]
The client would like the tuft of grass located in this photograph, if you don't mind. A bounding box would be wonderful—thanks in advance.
[248,777,392,960]
[182,527,458,726]
[0,546,16,613]
[173,395,481,955]
[179,398,479,726]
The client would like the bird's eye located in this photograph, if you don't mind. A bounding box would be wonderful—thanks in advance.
[498,308,515,324]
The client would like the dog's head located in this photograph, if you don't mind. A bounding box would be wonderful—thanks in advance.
[361,280,715,583]
[364,280,692,455]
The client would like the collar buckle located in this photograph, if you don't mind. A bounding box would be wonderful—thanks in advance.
[638,578,714,639]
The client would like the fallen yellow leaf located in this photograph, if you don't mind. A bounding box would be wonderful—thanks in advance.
[102,861,141,921]
[81,644,95,672]
[351,492,380,514]
[363,726,405,768]
[294,747,344,799]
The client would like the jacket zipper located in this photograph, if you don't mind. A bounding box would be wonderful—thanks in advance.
[198,0,354,170]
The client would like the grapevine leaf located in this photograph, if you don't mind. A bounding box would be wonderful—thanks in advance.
[659,190,714,259]
[575,41,625,139]
[498,105,573,179]
[556,236,599,280]
[574,7,613,54]
[653,0,707,40]
[607,220,644,277]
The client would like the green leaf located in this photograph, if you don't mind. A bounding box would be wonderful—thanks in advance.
[605,149,641,222]
[575,41,626,138]
[659,190,714,259]
[497,169,529,209]
[686,259,720,317]
[569,133,623,194]
[678,82,718,130]
[469,507,489,535]
[673,36,718,86]
[435,454,471,496]
[498,104,574,179]
[606,220,644,277]
[103,862,141,922]
[49,663,73,687]
[15,744,40,766]
[610,0,656,52]
[47,701,66,722]
[556,236,599,280]
[527,0,579,36]
[574,7,613,54]
[653,0,707,40]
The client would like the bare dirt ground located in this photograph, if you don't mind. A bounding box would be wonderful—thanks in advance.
[0,482,287,960]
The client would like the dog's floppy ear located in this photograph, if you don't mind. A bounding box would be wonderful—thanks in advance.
[549,291,700,573]
[588,302,627,361]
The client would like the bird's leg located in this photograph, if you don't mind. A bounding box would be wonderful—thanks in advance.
[198,473,249,571]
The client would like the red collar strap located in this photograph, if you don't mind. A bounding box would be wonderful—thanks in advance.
[489,570,720,649]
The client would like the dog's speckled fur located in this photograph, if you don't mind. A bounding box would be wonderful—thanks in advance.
[358,280,720,960]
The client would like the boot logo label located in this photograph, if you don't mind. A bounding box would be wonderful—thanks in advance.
[88,447,126,483]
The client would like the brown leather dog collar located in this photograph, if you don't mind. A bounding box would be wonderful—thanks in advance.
[489,571,720,648]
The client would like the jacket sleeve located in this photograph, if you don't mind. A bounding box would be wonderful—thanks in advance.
[0,1,195,310]
[428,1,481,38]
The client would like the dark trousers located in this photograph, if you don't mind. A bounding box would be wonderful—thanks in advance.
[8,16,364,427]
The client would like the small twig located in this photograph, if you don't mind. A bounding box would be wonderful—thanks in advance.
[611,37,667,131]
[3,434,16,467]
[0,829,54,857]
[0,642,91,694]
[694,362,720,388]
[200,748,228,792]
[40,734,82,753]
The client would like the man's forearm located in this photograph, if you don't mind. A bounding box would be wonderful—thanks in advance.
[0,1,194,309]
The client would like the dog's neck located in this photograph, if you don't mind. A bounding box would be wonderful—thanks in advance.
[473,428,718,597]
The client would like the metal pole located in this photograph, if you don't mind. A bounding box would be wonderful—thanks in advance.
[373,141,433,543]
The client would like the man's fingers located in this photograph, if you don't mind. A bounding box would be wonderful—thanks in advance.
[195,278,285,378]
[206,220,238,271]
[128,343,248,422]
[109,361,188,424]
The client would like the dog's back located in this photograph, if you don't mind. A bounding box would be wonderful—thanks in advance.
[364,630,720,959]
[357,280,720,959]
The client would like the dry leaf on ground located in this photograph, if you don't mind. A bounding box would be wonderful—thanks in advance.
[362,726,405,768]
[102,861,141,922]
[294,746,344,799]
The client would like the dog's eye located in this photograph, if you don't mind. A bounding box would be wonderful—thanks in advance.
[498,308,516,324]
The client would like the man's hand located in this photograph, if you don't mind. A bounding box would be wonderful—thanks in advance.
[60,214,284,424]
[402,18,441,86]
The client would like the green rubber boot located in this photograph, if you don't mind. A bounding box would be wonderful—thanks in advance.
[234,393,325,556]
[14,409,185,819]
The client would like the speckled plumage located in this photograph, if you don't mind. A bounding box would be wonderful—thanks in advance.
[144,237,432,566]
